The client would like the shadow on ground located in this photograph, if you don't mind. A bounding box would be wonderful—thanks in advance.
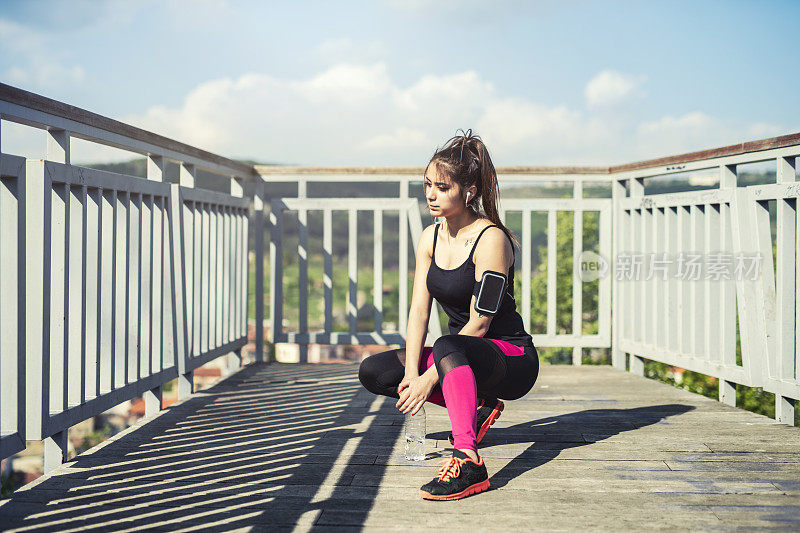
[428,404,694,489]
[480,404,695,489]
[0,362,400,532]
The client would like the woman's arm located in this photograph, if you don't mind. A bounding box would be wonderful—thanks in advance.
[457,226,514,338]
[402,224,435,378]
[395,224,439,415]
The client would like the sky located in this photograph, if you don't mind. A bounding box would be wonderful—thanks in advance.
[1,0,799,166]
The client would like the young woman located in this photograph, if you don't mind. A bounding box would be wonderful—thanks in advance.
[358,129,539,500]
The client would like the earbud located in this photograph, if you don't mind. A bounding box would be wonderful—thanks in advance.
[466,192,471,201]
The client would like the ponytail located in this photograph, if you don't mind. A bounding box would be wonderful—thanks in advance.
[428,128,520,250]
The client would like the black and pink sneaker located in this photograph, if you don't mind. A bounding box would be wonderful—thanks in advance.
[419,449,490,500]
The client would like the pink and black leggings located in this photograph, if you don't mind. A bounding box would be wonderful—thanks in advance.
[358,334,539,452]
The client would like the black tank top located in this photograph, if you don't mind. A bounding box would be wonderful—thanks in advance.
[425,222,534,348]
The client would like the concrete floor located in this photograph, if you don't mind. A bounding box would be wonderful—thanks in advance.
[1,362,799,532]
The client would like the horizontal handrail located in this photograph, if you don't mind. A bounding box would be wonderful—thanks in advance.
[610,132,800,174]
[256,134,800,179]
[255,165,609,175]
[0,83,256,180]
[4,82,800,181]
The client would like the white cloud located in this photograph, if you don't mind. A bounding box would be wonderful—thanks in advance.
[2,60,786,167]
[632,112,790,161]
[296,63,393,105]
[638,111,714,134]
[121,62,503,164]
[359,127,433,151]
[746,121,785,139]
[475,98,623,164]
[585,70,646,108]
[635,111,724,156]
[120,68,790,165]
[395,71,494,112]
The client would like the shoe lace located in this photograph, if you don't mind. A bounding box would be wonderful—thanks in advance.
[435,456,464,482]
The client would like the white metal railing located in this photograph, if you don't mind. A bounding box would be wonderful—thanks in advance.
[0,83,255,470]
[498,194,612,355]
[612,145,799,424]
[1,78,799,478]
[257,170,613,365]
[268,197,441,351]
[260,146,799,426]
[0,153,25,461]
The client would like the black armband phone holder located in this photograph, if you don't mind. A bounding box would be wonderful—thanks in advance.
[473,270,507,316]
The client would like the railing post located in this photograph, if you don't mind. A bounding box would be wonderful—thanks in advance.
[43,429,67,474]
[42,129,69,469]
[398,178,409,337]
[628,177,645,376]
[373,209,384,334]
[144,387,162,417]
[169,180,190,403]
[348,207,358,346]
[230,175,244,198]
[546,210,557,341]
[521,209,531,335]
[269,199,285,355]
[775,156,797,425]
[226,175,245,373]
[144,155,164,417]
[254,180,265,362]
[720,380,736,407]
[180,163,196,188]
[0,155,24,460]
[572,179,583,365]
[25,161,47,444]
[178,163,195,400]
[611,177,626,370]
[297,179,308,363]
[46,128,70,164]
[719,164,738,407]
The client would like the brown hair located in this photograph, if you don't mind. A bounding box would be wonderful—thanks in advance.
[427,128,520,249]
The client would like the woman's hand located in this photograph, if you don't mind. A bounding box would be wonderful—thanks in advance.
[396,373,435,415]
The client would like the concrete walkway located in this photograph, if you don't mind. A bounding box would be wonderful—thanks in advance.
[1,363,799,532]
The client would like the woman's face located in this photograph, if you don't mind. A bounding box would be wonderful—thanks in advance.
[424,164,469,218]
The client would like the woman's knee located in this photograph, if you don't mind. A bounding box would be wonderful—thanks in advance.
[358,350,400,397]
[358,354,381,393]
[431,335,469,374]
[431,335,465,361]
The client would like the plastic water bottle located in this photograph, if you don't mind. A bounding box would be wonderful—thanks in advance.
[404,406,426,461]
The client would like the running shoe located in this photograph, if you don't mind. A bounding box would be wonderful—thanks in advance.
[419,449,490,500]
[448,398,504,445]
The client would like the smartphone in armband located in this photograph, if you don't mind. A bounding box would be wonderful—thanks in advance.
[473,270,507,316]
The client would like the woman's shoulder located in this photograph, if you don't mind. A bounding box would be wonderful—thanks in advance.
[418,222,438,256]
[475,221,505,240]
[422,222,438,240]
[474,218,498,233]
[474,224,512,255]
